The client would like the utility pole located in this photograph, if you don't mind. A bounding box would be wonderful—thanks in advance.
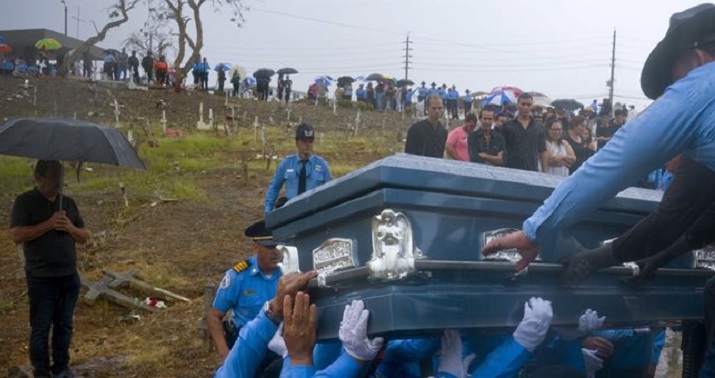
[72,6,84,39]
[403,33,412,80]
[608,29,616,115]
[61,0,68,35]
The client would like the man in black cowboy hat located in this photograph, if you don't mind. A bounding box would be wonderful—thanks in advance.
[480,4,715,374]
[207,218,283,361]
[264,123,333,213]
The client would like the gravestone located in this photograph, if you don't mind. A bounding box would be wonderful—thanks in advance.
[196,102,212,130]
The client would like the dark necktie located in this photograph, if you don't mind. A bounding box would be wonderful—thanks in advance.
[298,160,308,195]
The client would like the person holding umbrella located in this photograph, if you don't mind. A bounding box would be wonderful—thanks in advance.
[284,75,292,104]
[10,160,90,378]
[217,63,227,93]
[231,70,241,98]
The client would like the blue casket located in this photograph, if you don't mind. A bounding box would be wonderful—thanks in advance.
[265,154,714,339]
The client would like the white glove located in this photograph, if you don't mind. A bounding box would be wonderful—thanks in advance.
[557,309,606,340]
[438,330,463,377]
[582,348,604,377]
[338,300,384,362]
[268,323,287,358]
[579,309,606,332]
[512,297,553,352]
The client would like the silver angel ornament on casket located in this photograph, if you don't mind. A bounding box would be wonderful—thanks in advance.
[368,209,421,279]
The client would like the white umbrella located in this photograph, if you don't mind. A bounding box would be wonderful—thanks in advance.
[229,64,247,79]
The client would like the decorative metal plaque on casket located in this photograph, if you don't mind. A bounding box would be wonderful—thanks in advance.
[696,243,715,271]
[312,238,357,273]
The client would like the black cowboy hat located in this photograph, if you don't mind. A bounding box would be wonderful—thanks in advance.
[641,3,715,99]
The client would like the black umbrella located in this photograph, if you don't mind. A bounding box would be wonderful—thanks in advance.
[0,118,146,169]
[337,76,355,86]
[0,118,146,207]
[365,73,384,81]
[277,67,298,75]
[396,79,414,87]
[104,48,120,56]
[551,99,584,111]
[253,68,275,78]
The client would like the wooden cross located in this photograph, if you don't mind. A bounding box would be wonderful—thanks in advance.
[80,275,158,313]
[103,269,190,303]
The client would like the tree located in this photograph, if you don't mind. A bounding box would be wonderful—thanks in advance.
[124,9,175,58]
[159,0,248,88]
[60,0,141,76]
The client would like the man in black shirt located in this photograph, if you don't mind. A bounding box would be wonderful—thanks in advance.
[10,160,89,378]
[468,107,506,166]
[501,93,548,172]
[405,95,447,158]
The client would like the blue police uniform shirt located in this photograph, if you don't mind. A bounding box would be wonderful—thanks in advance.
[356,88,367,100]
[265,153,333,213]
[418,86,428,98]
[438,88,447,99]
[524,61,715,243]
[447,90,460,100]
[192,62,201,72]
[211,256,282,328]
[214,310,278,378]
[464,94,472,103]
[427,87,439,97]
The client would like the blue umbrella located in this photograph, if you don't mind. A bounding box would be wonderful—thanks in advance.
[245,76,257,86]
[0,36,6,44]
[315,76,332,86]
[214,63,231,72]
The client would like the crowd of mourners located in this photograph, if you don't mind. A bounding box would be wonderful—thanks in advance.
[404,93,673,192]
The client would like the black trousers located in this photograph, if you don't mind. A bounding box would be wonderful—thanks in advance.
[26,273,80,376]
[612,158,715,262]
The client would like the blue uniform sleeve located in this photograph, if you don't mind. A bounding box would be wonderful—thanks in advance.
[314,340,342,369]
[652,330,666,364]
[280,357,317,378]
[212,270,242,314]
[313,353,362,377]
[321,159,333,183]
[470,337,531,378]
[215,311,278,378]
[522,71,711,242]
[266,159,289,213]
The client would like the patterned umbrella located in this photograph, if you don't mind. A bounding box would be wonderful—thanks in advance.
[0,44,11,53]
[35,38,62,51]
[490,85,523,99]
[481,90,517,107]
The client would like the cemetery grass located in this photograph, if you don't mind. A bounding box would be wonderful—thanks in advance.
[0,75,406,377]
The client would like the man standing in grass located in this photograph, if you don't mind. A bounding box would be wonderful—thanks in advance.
[264,123,333,213]
[9,160,90,378]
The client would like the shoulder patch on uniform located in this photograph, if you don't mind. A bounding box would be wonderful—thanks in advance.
[219,272,231,289]
[233,259,251,273]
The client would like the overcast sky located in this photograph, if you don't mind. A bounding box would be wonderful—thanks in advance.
[1,0,706,108]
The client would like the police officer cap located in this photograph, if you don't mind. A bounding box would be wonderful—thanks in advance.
[245,220,279,248]
[641,3,715,99]
[421,81,426,85]
[295,123,315,141]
